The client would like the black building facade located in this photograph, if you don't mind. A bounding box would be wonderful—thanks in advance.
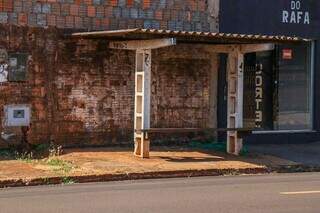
[219,0,320,144]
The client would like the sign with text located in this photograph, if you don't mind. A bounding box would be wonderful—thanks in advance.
[255,64,263,128]
[220,0,320,38]
[282,49,293,59]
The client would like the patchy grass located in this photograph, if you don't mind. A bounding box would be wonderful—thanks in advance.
[45,158,75,174]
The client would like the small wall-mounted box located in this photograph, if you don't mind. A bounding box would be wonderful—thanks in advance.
[4,105,31,127]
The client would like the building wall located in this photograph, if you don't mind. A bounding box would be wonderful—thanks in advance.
[0,25,216,147]
[0,0,217,32]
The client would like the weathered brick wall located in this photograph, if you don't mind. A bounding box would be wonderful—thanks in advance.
[0,0,217,32]
[0,25,215,147]
[52,39,136,145]
[0,25,59,146]
[151,45,212,128]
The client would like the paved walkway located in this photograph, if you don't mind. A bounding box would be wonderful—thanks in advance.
[248,142,320,166]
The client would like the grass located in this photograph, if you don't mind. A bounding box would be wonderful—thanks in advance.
[62,177,75,185]
[45,158,74,174]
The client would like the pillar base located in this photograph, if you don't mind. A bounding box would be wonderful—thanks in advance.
[134,138,150,158]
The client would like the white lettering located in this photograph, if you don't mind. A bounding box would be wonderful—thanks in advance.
[256,87,263,99]
[291,1,296,10]
[297,11,303,23]
[282,11,289,23]
[290,11,296,23]
[304,12,310,24]
[255,64,263,128]
[256,75,263,87]
[255,111,263,123]
[282,1,310,25]
[296,1,301,10]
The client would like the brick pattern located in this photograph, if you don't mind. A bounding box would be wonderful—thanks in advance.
[0,25,212,146]
[152,46,211,128]
[0,0,213,32]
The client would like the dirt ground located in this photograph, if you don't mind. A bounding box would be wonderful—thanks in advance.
[0,147,297,182]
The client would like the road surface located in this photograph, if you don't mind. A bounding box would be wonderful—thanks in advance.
[1,173,320,213]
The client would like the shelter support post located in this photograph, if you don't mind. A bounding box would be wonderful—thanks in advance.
[223,44,274,155]
[109,38,176,158]
[226,49,244,155]
[134,49,151,158]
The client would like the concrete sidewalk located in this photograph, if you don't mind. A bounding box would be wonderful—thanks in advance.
[0,147,298,187]
[248,142,320,166]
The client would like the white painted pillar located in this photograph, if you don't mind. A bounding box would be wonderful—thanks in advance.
[108,38,176,158]
[134,49,151,158]
[227,49,244,155]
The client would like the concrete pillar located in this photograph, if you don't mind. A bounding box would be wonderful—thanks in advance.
[134,49,151,158]
[227,49,244,155]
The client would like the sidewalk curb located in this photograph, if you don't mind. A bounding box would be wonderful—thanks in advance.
[1,165,320,188]
[0,167,268,188]
[269,165,320,173]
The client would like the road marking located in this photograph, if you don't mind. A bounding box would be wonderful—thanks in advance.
[280,191,320,195]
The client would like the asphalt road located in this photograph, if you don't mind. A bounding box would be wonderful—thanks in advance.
[1,173,320,213]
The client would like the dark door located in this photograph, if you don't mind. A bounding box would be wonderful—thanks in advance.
[217,54,228,141]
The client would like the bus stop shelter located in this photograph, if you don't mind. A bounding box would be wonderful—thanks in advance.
[72,29,308,158]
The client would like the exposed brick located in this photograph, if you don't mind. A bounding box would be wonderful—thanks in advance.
[47,15,56,26]
[65,16,74,28]
[13,1,23,13]
[87,5,95,17]
[0,12,8,23]
[18,13,27,25]
[3,0,13,12]
[74,16,83,29]
[0,0,215,32]
[61,4,70,16]
[70,4,79,16]
[37,14,47,27]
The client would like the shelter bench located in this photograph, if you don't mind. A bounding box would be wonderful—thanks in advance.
[134,128,252,158]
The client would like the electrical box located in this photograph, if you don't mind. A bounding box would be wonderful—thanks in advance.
[4,105,31,127]
[8,53,28,82]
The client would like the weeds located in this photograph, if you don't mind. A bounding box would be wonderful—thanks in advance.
[62,177,75,185]
[15,151,34,163]
[48,143,63,158]
[45,158,74,174]
[0,141,63,162]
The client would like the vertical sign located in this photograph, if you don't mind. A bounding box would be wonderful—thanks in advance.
[255,64,263,128]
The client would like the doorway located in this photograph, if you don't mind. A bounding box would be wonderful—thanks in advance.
[243,51,274,130]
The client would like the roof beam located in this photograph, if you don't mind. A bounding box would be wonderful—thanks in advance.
[240,43,275,53]
[109,38,176,50]
[204,45,237,53]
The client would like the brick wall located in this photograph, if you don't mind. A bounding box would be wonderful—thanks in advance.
[0,25,215,147]
[0,0,216,32]
[151,45,212,128]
